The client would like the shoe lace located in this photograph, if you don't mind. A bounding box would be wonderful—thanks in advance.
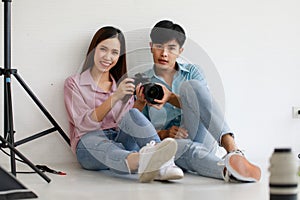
[218,149,245,164]
[229,149,245,156]
[146,140,156,147]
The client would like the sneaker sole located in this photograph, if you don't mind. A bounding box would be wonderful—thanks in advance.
[155,173,184,181]
[139,138,177,183]
[228,154,261,182]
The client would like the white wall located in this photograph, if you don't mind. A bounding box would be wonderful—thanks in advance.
[0,0,300,167]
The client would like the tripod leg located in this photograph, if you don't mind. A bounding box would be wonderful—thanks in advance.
[13,72,70,146]
[1,0,51,184]
[4,76,17,176]
[0,135,51,183]
[3,77,50,183]
[2,0,19,177]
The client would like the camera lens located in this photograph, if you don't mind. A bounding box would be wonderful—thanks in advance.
[147,86,160,98]
[269,148,298,200]
[143,83,164,104]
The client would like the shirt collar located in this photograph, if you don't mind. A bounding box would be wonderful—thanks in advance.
[149,62,190,79]
[177,62,190,73]
[79,69,94,86]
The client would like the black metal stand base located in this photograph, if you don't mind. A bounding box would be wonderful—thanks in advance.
[0,165,38,199]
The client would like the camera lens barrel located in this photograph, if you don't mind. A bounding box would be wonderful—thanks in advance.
[269,148,298,200]
[142,83,164,104]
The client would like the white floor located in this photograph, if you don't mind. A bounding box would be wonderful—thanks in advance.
[2,160,295,200]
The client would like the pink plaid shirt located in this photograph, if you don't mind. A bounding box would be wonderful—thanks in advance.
[64,69,134,153]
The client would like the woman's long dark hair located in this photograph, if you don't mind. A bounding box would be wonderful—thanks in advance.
[81,26,127,83]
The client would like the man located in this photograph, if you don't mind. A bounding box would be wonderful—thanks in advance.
[138,20,261,182]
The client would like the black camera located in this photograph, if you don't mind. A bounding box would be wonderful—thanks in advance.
[133,73,164,104]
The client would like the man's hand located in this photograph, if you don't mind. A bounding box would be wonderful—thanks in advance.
[168,126,188,139]
[145,83,181,109]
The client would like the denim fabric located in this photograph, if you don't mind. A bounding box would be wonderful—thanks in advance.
[180,80,231,145]
[142,63,207,130]
[76,108,160,174]
[175,139,224,179]
[175,80,232,179]
[142,63,233,179]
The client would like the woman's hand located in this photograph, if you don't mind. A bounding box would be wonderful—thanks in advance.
[112,78,135,102]
[135,83,147,104]
[133,83,147,111]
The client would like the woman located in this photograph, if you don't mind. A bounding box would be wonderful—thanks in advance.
[64,26,183,182]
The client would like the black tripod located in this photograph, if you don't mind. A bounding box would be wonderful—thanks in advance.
[0,0,70,183]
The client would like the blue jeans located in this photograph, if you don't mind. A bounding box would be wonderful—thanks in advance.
[76,108,160,174]
[175,80,232,179]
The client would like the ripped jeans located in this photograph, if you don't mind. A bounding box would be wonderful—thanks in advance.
[174,80,233,179]
[76,108,160,174]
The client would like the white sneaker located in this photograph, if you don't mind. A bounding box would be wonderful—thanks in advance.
[138,138,177,183]
[220,150,261,183]
[154,157,184,181]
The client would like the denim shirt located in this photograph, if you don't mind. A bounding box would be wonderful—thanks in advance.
[142,62,208,131]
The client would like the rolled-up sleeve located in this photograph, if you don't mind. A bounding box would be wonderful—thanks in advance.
[64,77,101,133]
[64,75,104,152]
[64,71,134,153]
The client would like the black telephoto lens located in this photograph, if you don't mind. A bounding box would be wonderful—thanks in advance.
[143,83,164,104]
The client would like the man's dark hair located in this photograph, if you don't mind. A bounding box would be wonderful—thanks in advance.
[150,20,186,47]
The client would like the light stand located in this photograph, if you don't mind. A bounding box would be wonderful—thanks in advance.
[0,0,70,183]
